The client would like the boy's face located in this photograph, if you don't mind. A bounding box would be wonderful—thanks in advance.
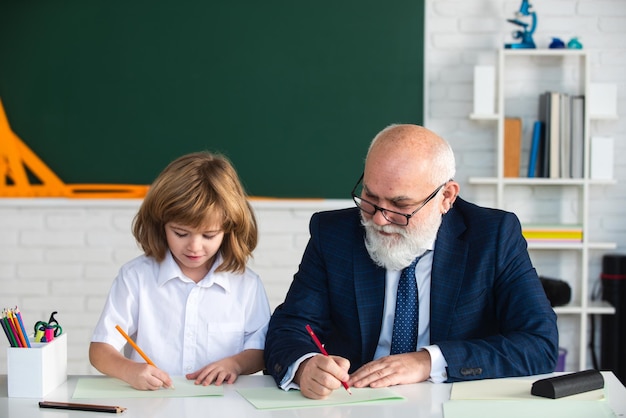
[164,221,225,283]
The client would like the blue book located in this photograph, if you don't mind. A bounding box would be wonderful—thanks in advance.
[528,121,543,178]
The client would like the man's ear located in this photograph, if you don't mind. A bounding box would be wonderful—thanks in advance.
[442,181,460,212]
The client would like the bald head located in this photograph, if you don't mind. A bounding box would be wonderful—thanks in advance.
[365,124,456,188]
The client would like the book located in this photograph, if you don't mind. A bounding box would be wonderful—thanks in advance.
[559,93,571,178]
[548,91,561,178]
[523,224,583,232]
[527,121,543,178]
[504,118,522,177]
[523,230,583,241]
[537,92,551,178]
[570,95,585,178]
[522,224,583,242]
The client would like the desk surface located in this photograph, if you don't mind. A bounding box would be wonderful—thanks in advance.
[1,372,625,418]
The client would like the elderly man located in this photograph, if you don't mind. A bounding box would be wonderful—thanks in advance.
[264,124,558,399]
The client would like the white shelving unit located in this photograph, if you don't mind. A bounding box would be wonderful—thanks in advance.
[469,49,617,371]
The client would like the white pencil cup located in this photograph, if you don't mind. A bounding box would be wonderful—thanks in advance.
[7,332,67,397]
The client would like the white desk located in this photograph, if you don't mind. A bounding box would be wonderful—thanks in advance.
[1,372,625,418]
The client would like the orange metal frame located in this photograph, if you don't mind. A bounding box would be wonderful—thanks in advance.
[0,99,148,198]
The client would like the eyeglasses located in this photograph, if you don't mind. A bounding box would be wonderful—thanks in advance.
[351,173,447,226]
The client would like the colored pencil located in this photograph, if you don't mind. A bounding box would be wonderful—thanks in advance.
[14,307,31,347]
[114,325,156,366]
[39,401,126,414]
[305,324,352,394]
[1,316,14,347]
[5,310,23,347]
[10,309,28,348]
[2,311,17,347]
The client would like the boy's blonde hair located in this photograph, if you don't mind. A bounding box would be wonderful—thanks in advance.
[132,151,257,274]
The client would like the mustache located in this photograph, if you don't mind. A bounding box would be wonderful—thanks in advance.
[361,218,407,236]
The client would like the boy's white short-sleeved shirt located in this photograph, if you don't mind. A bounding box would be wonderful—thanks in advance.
[91,251,271,376]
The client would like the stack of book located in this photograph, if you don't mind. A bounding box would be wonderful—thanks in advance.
[522,224,583,243]
[527,92,585,179]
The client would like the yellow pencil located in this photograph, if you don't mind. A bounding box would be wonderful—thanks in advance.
[115,325,155,365]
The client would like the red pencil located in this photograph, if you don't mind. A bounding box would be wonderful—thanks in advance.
[305,324,352,394]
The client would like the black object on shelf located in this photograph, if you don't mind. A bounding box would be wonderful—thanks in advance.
[601,254,626,385]
[539,276,572,307]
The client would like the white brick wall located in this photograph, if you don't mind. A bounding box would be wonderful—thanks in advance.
[1,0,625,375]
[0,199,350,374]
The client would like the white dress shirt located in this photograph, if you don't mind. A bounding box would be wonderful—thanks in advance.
[373,250,448,382]
[92,251,271,376]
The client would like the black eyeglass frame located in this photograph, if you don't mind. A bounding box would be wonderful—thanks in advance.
[350,173,449,226]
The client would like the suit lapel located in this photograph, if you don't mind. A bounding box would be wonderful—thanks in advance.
[352,237,385,363]
[430,209,469,343]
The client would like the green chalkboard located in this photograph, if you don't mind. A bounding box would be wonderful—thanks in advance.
[0,2,424,198]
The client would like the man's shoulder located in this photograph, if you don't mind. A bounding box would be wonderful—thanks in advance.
[311,207,361,228]
[447,197,521,239]
[312,206,360,220]
[454,197,514,220]
[309,207,363,242]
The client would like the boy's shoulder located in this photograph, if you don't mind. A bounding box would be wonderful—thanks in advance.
[117,254,159,277]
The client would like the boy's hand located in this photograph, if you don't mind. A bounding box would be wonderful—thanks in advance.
[186,357,241,386]
[125,363,173,390]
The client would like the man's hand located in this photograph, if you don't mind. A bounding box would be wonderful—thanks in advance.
[294,355,351,399]
[348,350,431,388]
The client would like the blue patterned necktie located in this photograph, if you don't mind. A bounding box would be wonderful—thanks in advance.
[390,255,422,355]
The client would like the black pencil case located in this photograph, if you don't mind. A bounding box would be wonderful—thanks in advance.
[531,369,604,399]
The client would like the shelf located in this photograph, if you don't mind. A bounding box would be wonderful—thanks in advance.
[527,242,617,251]
[468,177,616,186]
[469,113,498,121]
[502,49,587,57]
[554,300,616,315]
[468,48,617,372]
[590,114,619,120]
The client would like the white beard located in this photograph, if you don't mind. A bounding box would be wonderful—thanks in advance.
[362,210,443,271]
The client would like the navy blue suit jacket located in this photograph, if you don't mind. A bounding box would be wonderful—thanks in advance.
[264,198,558,384]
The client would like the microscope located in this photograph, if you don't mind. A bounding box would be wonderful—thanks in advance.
[505,0,537,49]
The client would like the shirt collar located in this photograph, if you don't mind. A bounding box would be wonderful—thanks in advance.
[157,251,231,292]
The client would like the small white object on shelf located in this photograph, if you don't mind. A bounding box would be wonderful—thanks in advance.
[589,83,618,119]
[473,66,496,116]
[590,136,614,180]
